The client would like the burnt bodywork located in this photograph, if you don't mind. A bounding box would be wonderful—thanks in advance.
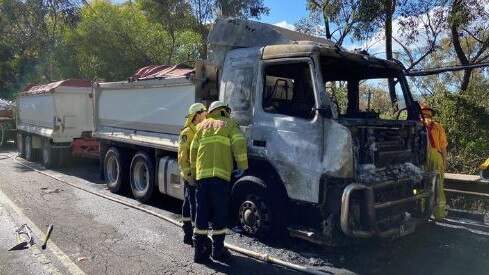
[205,18,436,241]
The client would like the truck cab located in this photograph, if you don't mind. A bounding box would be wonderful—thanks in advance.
[204,19,437,243]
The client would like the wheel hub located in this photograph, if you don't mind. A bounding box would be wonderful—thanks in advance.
[133,162,149,192]
[240,200,261,233]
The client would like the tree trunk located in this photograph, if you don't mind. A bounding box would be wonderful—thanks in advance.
[322,6,332,40]
[450,0,471,92]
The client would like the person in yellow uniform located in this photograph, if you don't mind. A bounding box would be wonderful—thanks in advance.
[178,103,207,245]
[190,101,248,262]
[420,103,448,221]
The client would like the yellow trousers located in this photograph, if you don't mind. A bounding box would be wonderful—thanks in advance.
[424,148,446,220]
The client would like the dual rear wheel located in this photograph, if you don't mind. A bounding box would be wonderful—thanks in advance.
[104,147,156,203]
[17,132,66,168]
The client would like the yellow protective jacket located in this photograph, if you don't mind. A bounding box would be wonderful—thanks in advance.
[178,117,197,182]
[190,113,248,182]
[423,118,448,151]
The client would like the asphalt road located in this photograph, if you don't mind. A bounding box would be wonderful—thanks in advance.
[1,142,489,275]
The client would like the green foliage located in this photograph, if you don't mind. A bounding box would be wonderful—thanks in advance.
[427,83,489,174]
[55,0,202,81]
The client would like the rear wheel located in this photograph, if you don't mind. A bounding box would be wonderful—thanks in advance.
[42,139,60,168]
[481,168,489,181]
[104,147,128,194]
[17,133,25,157]
[0,124,5,147]
[130,151,156,203]
[25,135,36,161]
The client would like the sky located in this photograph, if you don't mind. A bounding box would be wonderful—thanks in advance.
[259,0,308,29]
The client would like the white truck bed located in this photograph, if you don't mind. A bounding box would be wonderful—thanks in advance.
[93,77,195,151]
[16,80,94,143]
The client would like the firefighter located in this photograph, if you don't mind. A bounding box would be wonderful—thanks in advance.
[190,101,248,262]
[178,103,207,245]
[420,103,448,221]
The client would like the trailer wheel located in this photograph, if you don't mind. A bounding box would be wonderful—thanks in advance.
[481,168,489,181]
[130,151,156,203]
[104,147,128,194]
[25,135,37,161]
[42,139,60,168]
[17,133,25,157]
[0,124,5,147]
[232,176,286,238]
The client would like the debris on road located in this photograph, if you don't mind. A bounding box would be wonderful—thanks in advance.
[8,223,34,251]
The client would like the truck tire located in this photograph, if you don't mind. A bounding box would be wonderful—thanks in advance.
[481,168,489,181]
[0,123,5,147]
[25,135,37,161]
[130,151,156,203]
[42,139,61,168]
[104,147,128,194]
[232,176,286,238]
[17,133,25,157]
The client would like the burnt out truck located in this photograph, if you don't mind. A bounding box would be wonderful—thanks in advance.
[94,18,437,244]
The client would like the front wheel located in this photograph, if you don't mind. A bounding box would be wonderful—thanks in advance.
[232,176,286,238]
[129,151,156,203]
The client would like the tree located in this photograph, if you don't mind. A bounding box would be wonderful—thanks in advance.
[56,0,198,80]
[0,0,80,98]
[448,0,489,91]
[137,0,199,62]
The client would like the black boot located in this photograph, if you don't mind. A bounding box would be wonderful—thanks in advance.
[211,235,231,261]
[193,235,212,263]
[182,222,193,246]
[212,246,231,261]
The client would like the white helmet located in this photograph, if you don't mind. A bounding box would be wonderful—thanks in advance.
[208,101,229,114]
[187,103,207,117]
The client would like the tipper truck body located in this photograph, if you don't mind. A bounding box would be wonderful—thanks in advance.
[16,80,99,168]
[94,18,437,244]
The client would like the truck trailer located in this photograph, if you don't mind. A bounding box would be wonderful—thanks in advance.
[94,18,437,245]
[16,80,99,168]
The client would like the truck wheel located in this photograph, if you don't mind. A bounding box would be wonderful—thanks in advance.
[481,168,489,181]
[42,139,60,168]
[104,147,128,194]
[25,135,37,161]
[232,176,286,238]
[0,124,5,147]
[130,151,156,203]
[17,133,25,157]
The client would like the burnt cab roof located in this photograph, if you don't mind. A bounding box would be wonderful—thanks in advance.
[261,43,404,79]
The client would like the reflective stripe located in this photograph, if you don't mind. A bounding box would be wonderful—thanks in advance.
[182,217,192,222]
[181,167,191,173]
[197,168,230,181]
[231,134,245,143]
[212,228,227,235]
[191,221,195,227]
[200,136,230,146]
[194,228,208,235]
[234,154,247,162]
